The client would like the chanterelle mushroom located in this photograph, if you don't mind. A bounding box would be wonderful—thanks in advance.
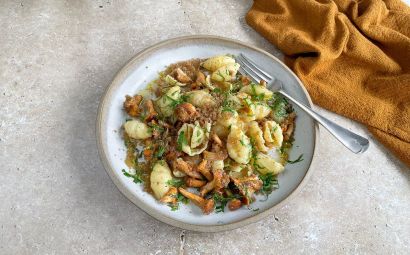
[123,94,142,117]
[173,158,202,179]
[185,177,206,188]
[160,187,178,204]
[199,168,229,197]
[179,187,214,214]
[175,102,197,122]
[197,159,212,181]
[145,99,158,121]
[175,68,192,83]
[231,174,263,205]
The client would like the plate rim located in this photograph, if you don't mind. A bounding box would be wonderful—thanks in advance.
[96,35,320,232]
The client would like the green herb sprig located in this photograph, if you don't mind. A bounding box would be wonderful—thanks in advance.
[259,173,279,195]
[287,154,304,164]
[167,94,189,109]
[154,145,166,159]
[122,169,143,184]
[167,190,189,211]
[167,178,184,188]
[267,93,289,121]
[177,131,188,151]
[213,193,242,213]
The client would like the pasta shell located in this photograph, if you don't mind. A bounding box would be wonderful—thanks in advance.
[254,152,284,175]
[191,124,205,149]
[155,86,181,117]
[263,120,283,148]
[186,89,216,108]
[239,84,273,100]
[178,121,211,156]
[212,111,239,138]
[227,125,251,164]
[204,75,215,90]
[124,119,152,139]
[254,103,272,120]
[211,63,240,82]
[150,160,173,199]
[202,55,235,71]
[238,98,256,122]
[247,121,268,153]
[164,74,186,86]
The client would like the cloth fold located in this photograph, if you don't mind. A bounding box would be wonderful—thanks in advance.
[246,0,410,166]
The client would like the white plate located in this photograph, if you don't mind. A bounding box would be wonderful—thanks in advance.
[97,35,319,232]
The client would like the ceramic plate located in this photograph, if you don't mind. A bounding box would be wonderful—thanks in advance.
[96,35,319,232]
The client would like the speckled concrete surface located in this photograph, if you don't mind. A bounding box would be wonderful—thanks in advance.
[1,1,409,254]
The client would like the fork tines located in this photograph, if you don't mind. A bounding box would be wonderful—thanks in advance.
[235,53,273,83]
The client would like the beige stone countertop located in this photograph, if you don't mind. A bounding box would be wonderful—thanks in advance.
[1,1,409,254]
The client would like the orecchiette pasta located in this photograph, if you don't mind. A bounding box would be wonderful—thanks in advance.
[211,63,240,82]
[263,120,283,148]
[178,121,211,156]
[227,125,251,164]
[165,74,186,86]
[186,89,216,108]
[202,55,236,71]
[254,103,272,120]
[238,98,257,122]
[124,119,152,139]
[204,75,215,90]
[239,84,273,100]
[226,94,242,110]
[212,111,239,138]
[238,100,271,122]
[155,86,181,117]
[150,161,173,199]
[254,152,285,175]
[247,121,268,153]
[191,123,205,148]
[219,111,239,128]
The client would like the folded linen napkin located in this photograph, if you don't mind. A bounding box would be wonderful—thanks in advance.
[246,0,410,166]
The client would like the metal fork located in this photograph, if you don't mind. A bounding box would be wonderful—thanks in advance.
[235,53,369,154]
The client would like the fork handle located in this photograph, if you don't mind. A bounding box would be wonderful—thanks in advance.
[279,90,369,154]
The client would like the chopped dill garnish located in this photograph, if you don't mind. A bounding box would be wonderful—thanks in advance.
[249,137,263,171]
[259,173,279,195]
[212,88,222,94]
[267,93,289,122]
[287,154,304,164]
[167,94,189,109]
[122,169,143,184]
[279,138,294,155]
[169,203,179,211]
[221,95,237,113]
[177,131,188,151]
[249,83,265,101]
[139,112,147,121]
[168,193,189,211]
[167,178,184,187]
[177,193,189,204]
[149,123,165,133]
[154,146,166,159]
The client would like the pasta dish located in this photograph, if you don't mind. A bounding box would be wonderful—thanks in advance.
[121,55,298,214]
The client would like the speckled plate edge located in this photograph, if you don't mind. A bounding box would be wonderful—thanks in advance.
[96,35,319,232]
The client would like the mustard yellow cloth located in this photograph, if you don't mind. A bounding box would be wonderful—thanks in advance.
[246,0,410,166]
